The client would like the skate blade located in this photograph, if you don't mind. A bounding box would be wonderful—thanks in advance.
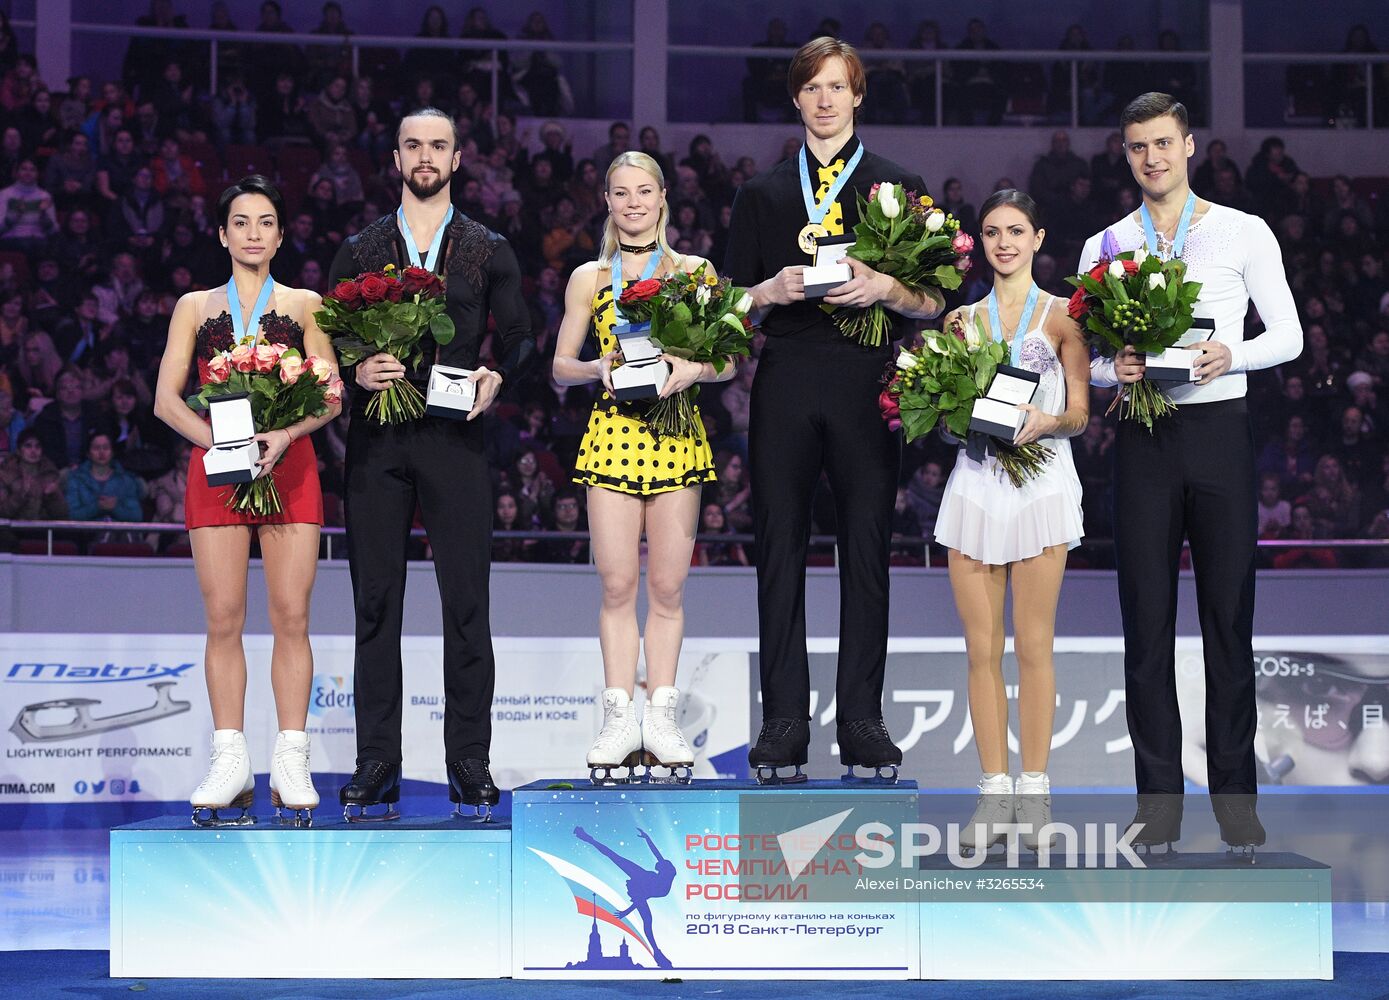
[453,803,494,822]
[589,765,639,786]
[1135,842,1180,862]
[754,765,808,785]
[1225,845,1258,865]
[643,764,693,785]
[342,803,400,823]
[840,764,899,783]
[273,806,315,828]
[191,806,258,828]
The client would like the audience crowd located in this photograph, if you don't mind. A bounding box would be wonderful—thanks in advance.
[0,5,1386,569]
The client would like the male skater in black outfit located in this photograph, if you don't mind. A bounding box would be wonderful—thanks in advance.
[329,108,534,819]
[724,39,944,781]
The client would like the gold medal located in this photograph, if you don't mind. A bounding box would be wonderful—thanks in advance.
[798,222,828,256]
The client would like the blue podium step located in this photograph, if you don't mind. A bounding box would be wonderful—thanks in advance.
[109,815,510,978]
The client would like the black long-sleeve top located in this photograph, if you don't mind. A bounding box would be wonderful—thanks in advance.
[722,135,928,350]
[328,211,536,416]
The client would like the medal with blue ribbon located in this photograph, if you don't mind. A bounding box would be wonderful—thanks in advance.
[612,246,664,324]
[986,281,1039,367]
[226,273,274,346]
[797,142,864,255]
[1140,190,1196,261]
[397,204,454,272]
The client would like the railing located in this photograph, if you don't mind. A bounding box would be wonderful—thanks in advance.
[1244,51,1389,129]
[4,520,1386,566]
[68,22,636,123]
[666,45,1210,129]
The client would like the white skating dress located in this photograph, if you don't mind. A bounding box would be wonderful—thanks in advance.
[934,296,1085,565]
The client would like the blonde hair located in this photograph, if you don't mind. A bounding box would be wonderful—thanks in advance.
[597,151,679,271]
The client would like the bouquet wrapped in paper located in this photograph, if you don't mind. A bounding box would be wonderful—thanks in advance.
[189,344,343,516]
[616,262,756,439]
[880,312,1052,488]
[1065,234,1203,429]
[834,182,973,347]
[314,264,454,423]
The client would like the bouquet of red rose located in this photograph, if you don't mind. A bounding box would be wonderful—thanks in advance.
[314,264,455,423]
[189,345,343,516]
[1065,240,1203,430]
[834,183,973,347]
[880,313,1052,487]
[616,262,756,438]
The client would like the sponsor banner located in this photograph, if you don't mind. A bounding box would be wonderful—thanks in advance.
[0,635,750,806]
[512,781,919,979]
[766,636,1389,789]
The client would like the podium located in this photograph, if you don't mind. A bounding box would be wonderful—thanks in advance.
[109,815,510,979]
[511,779,921,980]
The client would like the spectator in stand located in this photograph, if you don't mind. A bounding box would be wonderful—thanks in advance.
[540,195,593,271]
[1298,454,1361,538]
[1048,174,1104,265]
[15,332,64,413]
[533,490,589,564]
[44,132,98,214]
[695,501,749,566]
[148,437,189,525]
[250,0,300,100]
[905,460,946,538]
[115,289,170,367]
[108,164,166,259]
[1272,503,1338,569]
[517,11,572,116]
[53,291,107,366]
[1090,131,1133,207]
[94,252,145,324]
[48,208,101,275]
[83,337,151,405]
[512,447,555,523]
[743,18,795,123]
[309,143,366,208]
[150,136,205,205]
[0,389,23,452]
[306,2,353,90]
[1259,413,1317,493]
[211,76,257,148]
[106,375,168,477]
[123,1,189,100]
[32,367,111,469]
[534,121,574,183]
[0,13,19,79]
[160,219,224,290]
[459,6,512,106]
[953,18,1006,125]
[1335,24,1383,128]
[1347,371,1385,433]
[308,75,356,150]
[1246,136,1300,221]
[1212,165,1258,217]
[64,429,143,523]
[1356,331,1389,387]
[1028,130,1088,215]
[1333,404,1378,487]
[1322,175,1376,239]
[492,490,533,563]
[0,159,57,254]
[0,126,23,188]
[261,72,311,148]
[144,60,199,138]
[0,428,68,519]
[1257,473,1292,537]
[0,291,26,358]
[907,19,948,125]
[861,22,910,125]
[305,177,346,244]
[1,54,43,114]
[711,451,753,534]
[95,128,142,204]
[592,121,631,176]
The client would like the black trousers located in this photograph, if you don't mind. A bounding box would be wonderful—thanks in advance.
[1113,397,1258,795]
[344,415,495,763]
[749,339,900,723]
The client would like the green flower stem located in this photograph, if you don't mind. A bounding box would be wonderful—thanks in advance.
[645,391,697,440]
[229,477,284,517]
[365,379,427,424]
[994,443,1055,488]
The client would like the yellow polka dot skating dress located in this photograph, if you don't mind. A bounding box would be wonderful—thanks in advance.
[572,276,716,496]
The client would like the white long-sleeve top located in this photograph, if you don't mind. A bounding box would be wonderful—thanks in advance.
[1080,202,1303,404]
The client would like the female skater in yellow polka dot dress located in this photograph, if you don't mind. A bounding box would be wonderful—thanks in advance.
[553,151,735,781]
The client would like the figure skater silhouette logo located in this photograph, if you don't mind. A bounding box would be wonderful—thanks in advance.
[574,825,677,968]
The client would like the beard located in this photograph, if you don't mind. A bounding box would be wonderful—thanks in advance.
[404,165,451,200]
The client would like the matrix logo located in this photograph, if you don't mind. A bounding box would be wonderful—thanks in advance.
[5,662,194,684]
[309,674,354,715]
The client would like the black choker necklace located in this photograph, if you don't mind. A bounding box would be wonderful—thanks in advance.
[619,240,658,254]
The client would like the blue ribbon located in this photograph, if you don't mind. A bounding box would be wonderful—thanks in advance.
[798,142,865,226]
[611,247,664,324]
[986,281,1039,368]
[226,274,274,345]
[1140,190,1196,260]
[397,204,454,272]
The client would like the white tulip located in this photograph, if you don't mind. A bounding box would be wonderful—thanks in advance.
[925,210,946,232]
[896,349,920,370]
[696,284,711,305]
[1148,272,1166,290]
[735,292,754,314]
[925,336,948,355]
[1132,245,1149,267]
[1108,260,1127,279]
[878,185,901,220]
[719,312,745,334]
[963,319,985,350]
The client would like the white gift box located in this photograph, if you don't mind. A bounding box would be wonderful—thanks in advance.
[203,393,259,486]
[425,363,477,419]
[1144,317,1216,383]
[968,364,1041,441]
[611,321,669,401]
[803,237,854,299]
